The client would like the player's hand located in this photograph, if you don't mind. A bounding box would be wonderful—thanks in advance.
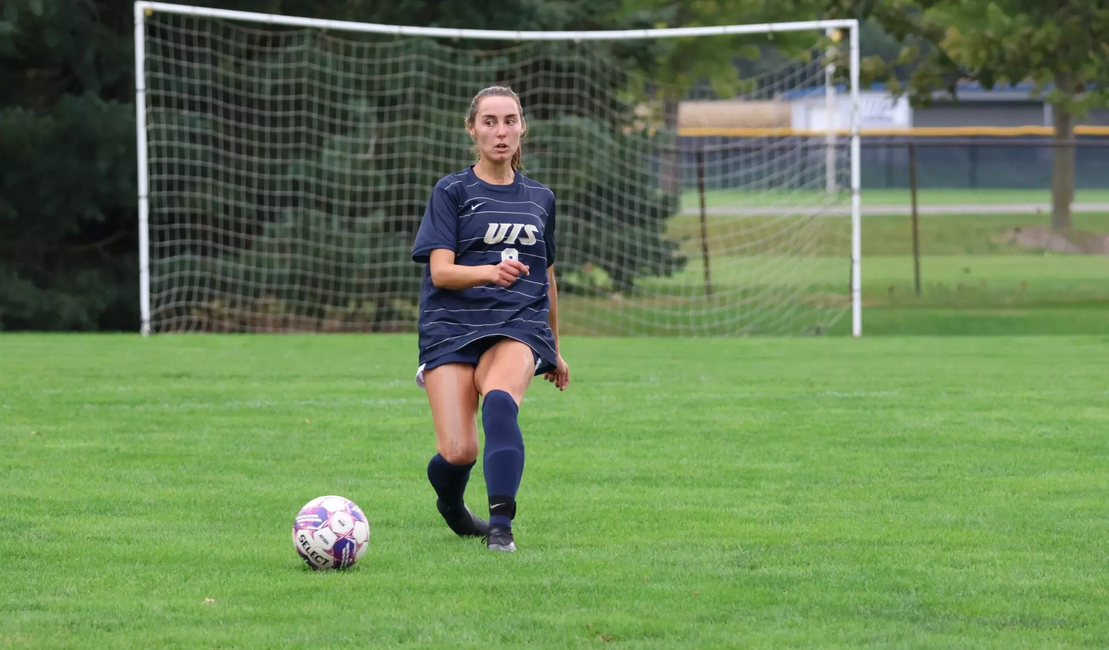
[544,355,570,391]
[489,259,529,286]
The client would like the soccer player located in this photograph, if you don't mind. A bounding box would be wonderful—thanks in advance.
[410,86,570,552]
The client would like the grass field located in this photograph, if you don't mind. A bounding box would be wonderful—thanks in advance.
[554,209,1109,337]
[3,334,1108,648]
[680,187,1109,210]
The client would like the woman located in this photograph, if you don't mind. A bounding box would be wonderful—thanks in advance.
[410,86,570,552]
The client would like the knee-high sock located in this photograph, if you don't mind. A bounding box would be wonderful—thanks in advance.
[482,389,524,528]
[427,454,474,507]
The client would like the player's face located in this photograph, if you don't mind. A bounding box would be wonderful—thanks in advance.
[470,96,523,163]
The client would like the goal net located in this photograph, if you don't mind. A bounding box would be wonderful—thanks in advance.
[136,3,861,337]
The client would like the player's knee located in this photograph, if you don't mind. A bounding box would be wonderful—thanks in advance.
[483,388,520,415]
[439,439,479,465]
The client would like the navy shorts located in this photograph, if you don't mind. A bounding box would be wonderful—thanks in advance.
[415,335,544,390]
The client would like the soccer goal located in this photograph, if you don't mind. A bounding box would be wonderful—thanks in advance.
[134,2,861,337]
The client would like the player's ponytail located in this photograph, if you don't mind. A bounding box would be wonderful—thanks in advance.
[511,142,523,171]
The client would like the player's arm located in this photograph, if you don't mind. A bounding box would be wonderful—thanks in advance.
[544,265,570,390]
[429,249,529,290]
[414,183,525,288]
[547,264,561,355]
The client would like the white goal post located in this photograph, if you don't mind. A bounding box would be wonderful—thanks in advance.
[134,1,862,337]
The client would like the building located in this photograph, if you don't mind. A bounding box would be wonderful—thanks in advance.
[784,82,1109,132]
[676,82,1109,190]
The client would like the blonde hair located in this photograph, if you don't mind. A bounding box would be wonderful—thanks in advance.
[465,86,526,171]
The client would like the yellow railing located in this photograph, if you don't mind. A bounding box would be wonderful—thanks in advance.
[678,125,1109,137]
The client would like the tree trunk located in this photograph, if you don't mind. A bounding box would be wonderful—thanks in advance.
[1050,102,1075,230]
[659,96,681,194]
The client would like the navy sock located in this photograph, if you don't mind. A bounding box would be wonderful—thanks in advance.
[426,453,474,507]
[482,390,524,528]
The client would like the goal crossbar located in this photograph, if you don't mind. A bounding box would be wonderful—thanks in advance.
[133,2,863,337]
[135,2,857,42]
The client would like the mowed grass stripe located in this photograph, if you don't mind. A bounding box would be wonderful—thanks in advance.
[1,334,1107,647]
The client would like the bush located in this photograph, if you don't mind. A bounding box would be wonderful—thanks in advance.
[527,116,687,293]
[154,209,420,332]
[0,94,138,331]
[142,31,686,330]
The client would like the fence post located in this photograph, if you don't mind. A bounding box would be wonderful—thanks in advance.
[909,141,922,297]
[695,149,712,297]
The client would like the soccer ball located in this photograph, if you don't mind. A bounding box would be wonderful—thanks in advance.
[292,495,370,570]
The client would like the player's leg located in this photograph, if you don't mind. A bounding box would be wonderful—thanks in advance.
[423,362,489,537]
[473,339,537,551]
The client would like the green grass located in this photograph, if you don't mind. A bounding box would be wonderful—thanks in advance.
[665,213,1109,257]
[562,253,1109,336]
[641,253,1108,302]
[3,334,1108,648]
[555,211,1109,336]
[681,187,1109,210]
[843,254,1109,335]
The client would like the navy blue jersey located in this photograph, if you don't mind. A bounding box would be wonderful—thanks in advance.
[411,166,558,374]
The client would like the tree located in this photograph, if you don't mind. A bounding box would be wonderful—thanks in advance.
[828,0,1109,229]
[613,0,835,192]
[0,0,683,331]
[0,0,138,330]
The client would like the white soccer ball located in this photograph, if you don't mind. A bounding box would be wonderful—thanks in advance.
[292,495,370,570]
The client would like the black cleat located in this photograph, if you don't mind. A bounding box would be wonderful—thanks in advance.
[436,499,490,538]
[485,525,516,552]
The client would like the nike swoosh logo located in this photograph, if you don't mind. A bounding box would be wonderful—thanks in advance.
[471,202,485,211]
